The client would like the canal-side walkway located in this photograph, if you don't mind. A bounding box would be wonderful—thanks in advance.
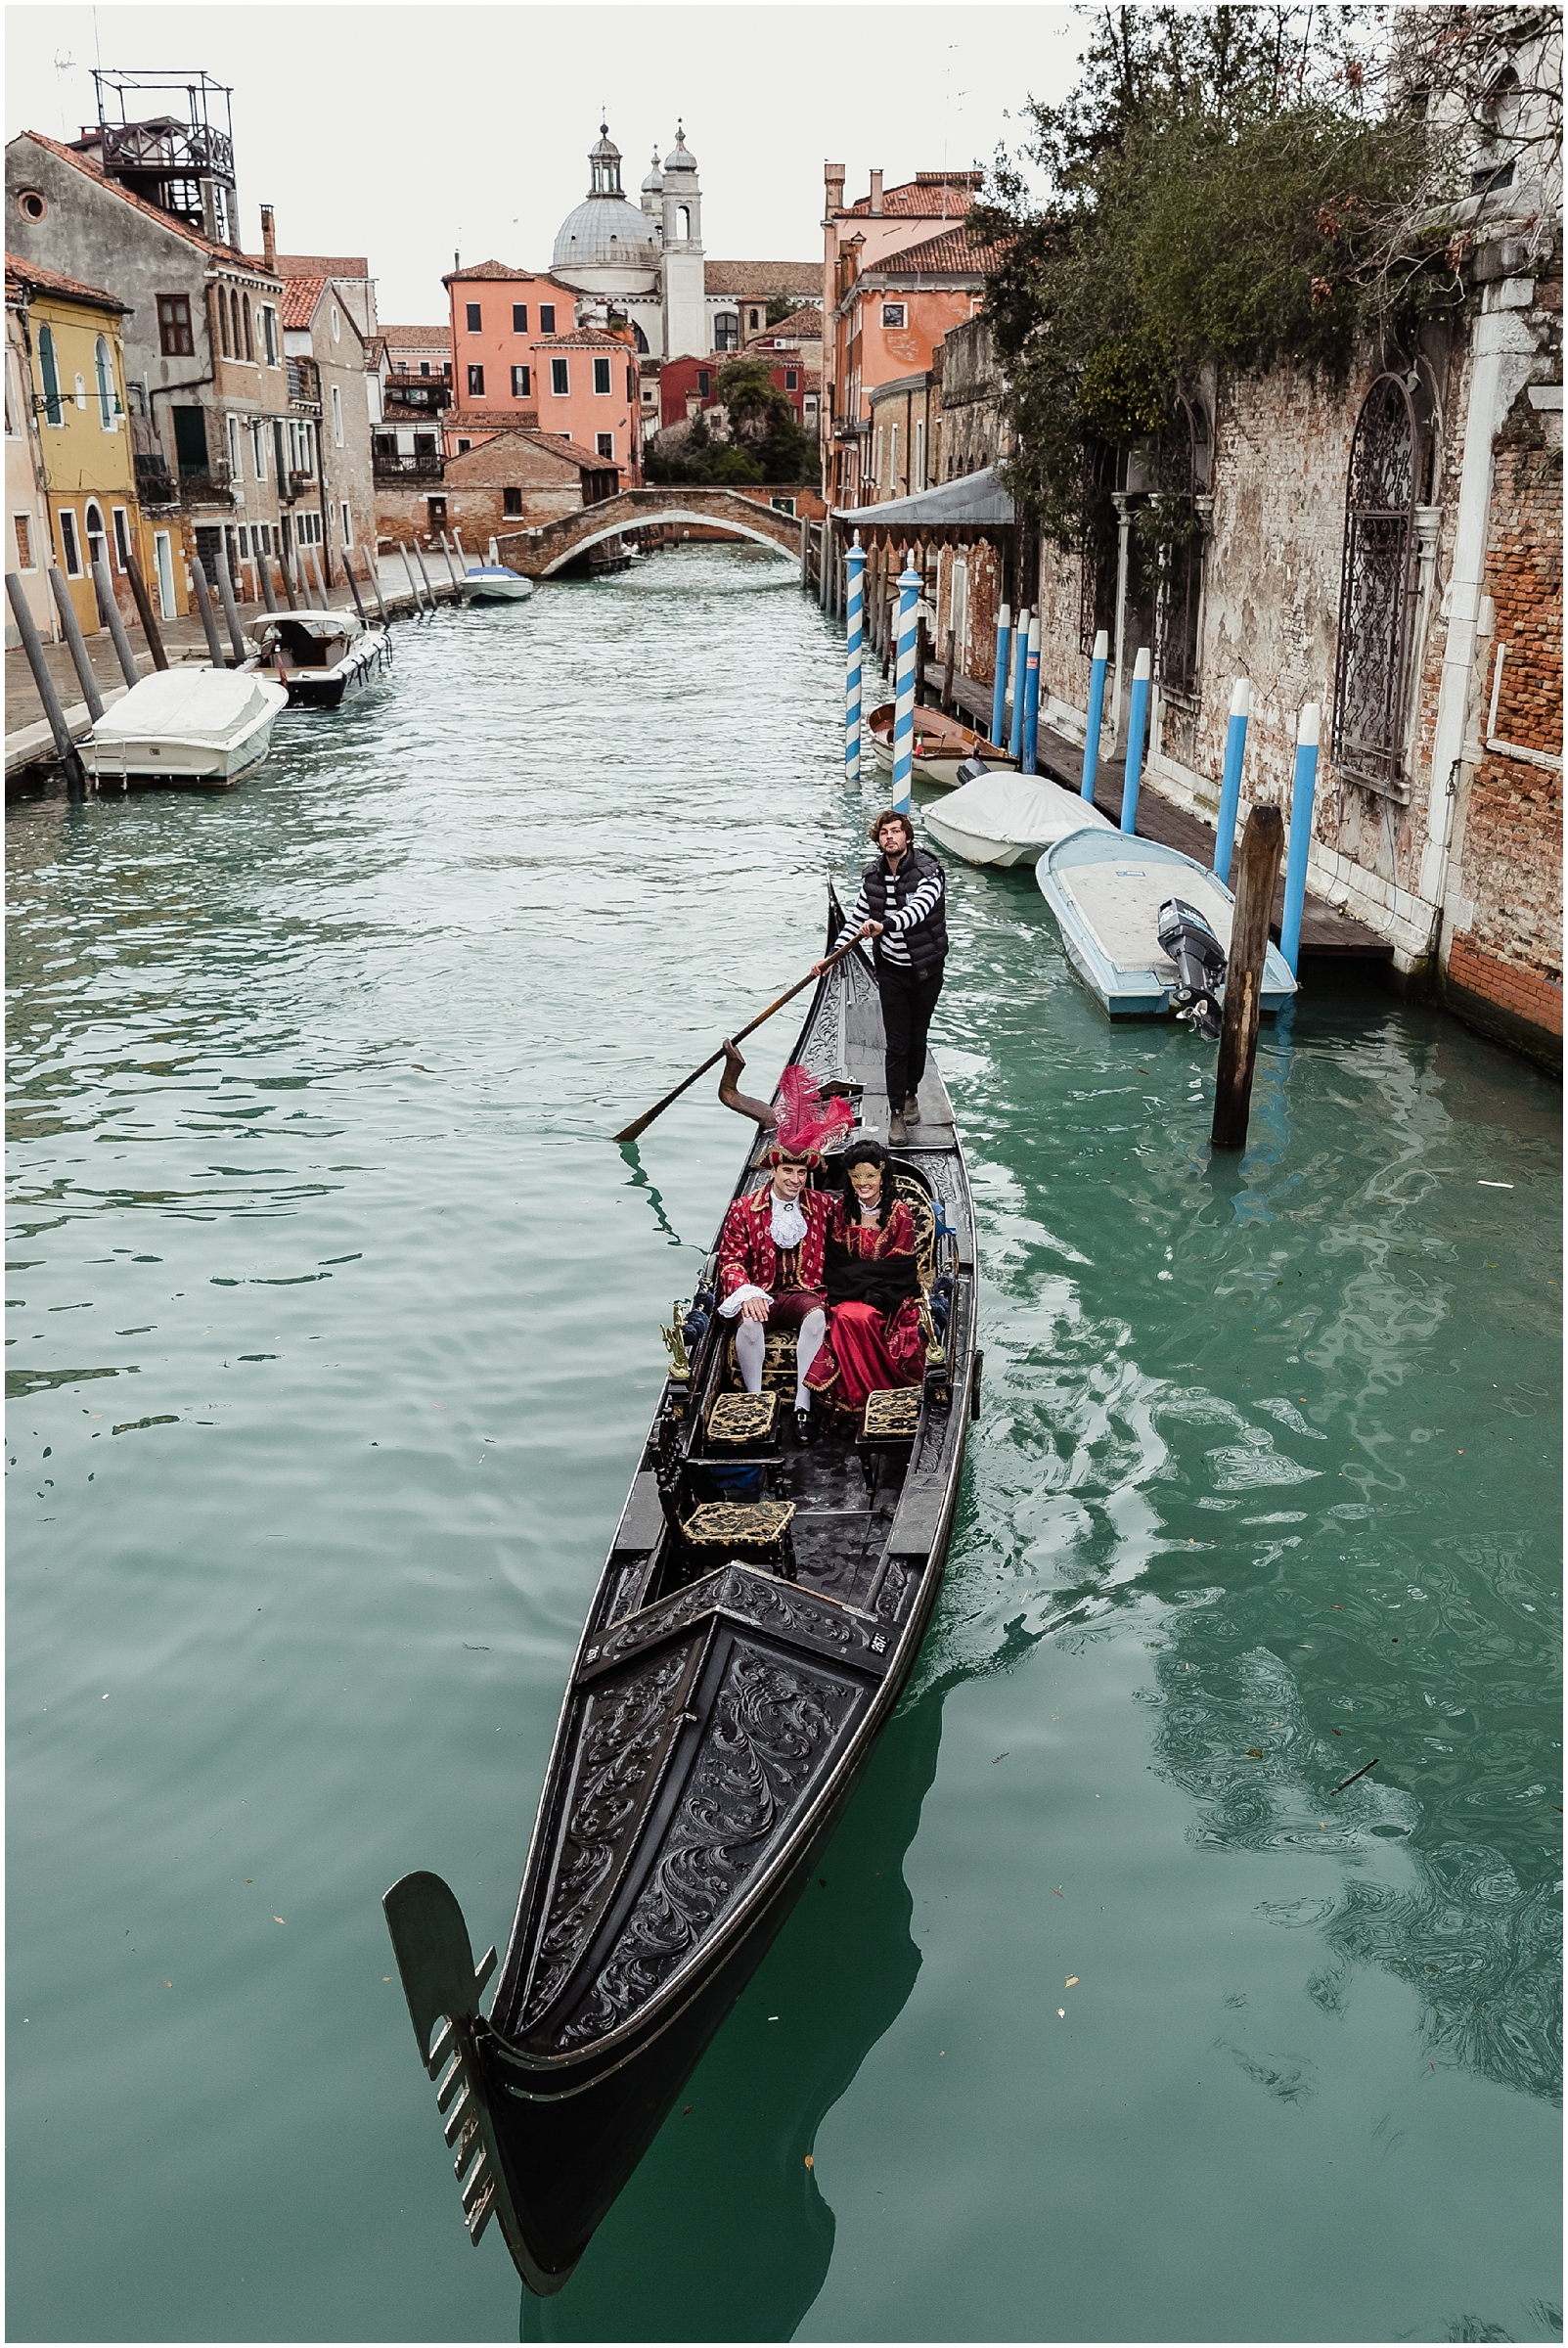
[925,655,1394,971]
[5,557,460,784]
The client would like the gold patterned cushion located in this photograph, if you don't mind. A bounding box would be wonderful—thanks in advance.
[682,1500,796,1554]
[725,1329,798,1392]
[706,1392,779,1447]
[862,1387,921,1442]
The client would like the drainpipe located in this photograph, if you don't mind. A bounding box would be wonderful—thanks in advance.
[1107,491,1135,752]
[1416,289,1541,917]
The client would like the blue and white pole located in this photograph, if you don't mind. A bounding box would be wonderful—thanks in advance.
[1081,627,1108,802]
[1278,700,1321,976]
[1021,611,1042,775]
[1212,676,1251,884]
[1120,646,1151,834]
[990,602,1011,748]
[889,559,922,814]
[844,532,866,787]
[1008,608,1029,761]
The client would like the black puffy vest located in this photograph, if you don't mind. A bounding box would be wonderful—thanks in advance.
[862,846,948,979]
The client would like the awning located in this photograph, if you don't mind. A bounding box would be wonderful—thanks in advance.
[830,466,1015,530]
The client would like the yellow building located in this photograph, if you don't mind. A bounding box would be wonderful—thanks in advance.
[5,252,169,635]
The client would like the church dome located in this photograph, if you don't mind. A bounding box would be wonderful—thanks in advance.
[641,149,663,194]
[552,198,659,270]
[663,126,697,173]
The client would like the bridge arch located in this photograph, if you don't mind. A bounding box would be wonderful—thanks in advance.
[539,507,796,575]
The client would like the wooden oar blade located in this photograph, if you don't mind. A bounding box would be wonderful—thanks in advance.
[608,940,855,1145]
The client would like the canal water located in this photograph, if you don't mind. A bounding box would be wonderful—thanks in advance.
[6,546,1560,2345]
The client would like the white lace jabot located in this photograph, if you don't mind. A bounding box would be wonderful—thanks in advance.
[769,1192,808,1249]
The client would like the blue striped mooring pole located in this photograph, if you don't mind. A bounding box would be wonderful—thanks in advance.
[990,602,1011,748]
[1120,647,1151,834]
[1021,612,1041,775]
[1212,677,1251,884]
[844,533,866,787]
[1008,608,1029,761]
[889,560,922,814]
[1081,628,1108,802]
[1278,700,1321,976]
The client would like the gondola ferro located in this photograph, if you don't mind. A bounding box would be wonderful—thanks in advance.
[382,894,978,2292]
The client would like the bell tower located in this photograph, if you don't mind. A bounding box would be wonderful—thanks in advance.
[659,123,707,359]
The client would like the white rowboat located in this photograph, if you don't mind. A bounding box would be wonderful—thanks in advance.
[1038,830,1298,1019]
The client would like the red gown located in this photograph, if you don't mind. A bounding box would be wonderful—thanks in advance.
[805,1197,926,1411]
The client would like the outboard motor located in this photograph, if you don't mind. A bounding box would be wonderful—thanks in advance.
[1156,897,1228,1041]
[954,755,991,787]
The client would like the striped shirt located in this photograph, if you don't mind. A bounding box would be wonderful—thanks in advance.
[833,860,944,968]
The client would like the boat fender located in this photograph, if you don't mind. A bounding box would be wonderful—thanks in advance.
[682,1287,716,1350]
[927,1272,954,1345]
[954,755,991,787]
[969,1348,984,1421]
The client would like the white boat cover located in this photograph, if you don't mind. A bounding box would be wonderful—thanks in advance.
[830,466,1015,530]
[93,667,286,750]
[927,771,1112,854]
[249,610,364,645]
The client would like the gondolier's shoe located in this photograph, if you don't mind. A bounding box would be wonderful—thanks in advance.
[904,1095,920,1120]
[888,1113,909,1146]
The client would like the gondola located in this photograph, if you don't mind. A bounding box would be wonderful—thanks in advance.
[382,892,978,2293]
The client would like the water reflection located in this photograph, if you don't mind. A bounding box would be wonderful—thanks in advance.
[527,1684,946,2342]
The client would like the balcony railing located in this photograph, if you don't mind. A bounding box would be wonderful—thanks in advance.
[134,452,175,502]
[373,450,445,482]
[176,472,235,508]
[102,117,235,181]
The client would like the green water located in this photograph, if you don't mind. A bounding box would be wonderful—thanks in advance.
[6,547,1560,2344]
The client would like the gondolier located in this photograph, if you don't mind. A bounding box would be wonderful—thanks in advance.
[815,809,948,1146]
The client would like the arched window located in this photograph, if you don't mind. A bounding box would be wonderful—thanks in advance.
[1332,373,1421,795]
[714,312,739,352]
[94,335,116,428]
[84,500,107,577]
[231,290,243,356]
[217,289,231,357]
[36,324,63,425]
[631,320,649,354]
[242,298,253,362]
[676,203,691,241]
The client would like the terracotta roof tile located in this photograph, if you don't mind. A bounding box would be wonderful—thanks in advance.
[842,173,980,219]
[381,324,452,348]
[273,252,370,278]
[869,223,1002,276]
[703,260,820,297]
[758,304,823,339]
[5,248,126,311]
[443,260,580,292]
[537,329,635,348]
[16,129,278,276]
[281,276,327,329]
[525,430,620,474]
[448,407,542,432]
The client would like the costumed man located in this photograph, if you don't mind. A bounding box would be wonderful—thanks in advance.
[812,809,947,1146]
[714,1066,852,1445]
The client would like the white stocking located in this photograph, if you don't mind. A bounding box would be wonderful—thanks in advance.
[794,1308,827,1409]
[735,1318,766,1395]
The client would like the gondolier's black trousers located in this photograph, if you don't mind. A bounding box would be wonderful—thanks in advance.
[877,959,945,1113]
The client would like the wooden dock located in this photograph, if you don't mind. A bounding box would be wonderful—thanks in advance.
[925,661,1393,970]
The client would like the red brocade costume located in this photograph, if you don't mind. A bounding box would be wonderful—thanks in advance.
[715,1186,832,1315]
[805,1196,926,1410]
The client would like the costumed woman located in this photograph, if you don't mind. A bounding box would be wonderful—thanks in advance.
[805,1139,926,1416]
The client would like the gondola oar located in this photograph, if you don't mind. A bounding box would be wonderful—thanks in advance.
[611,938,860,1145]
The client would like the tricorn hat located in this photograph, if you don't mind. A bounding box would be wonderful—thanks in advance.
[767,1064,855,1168]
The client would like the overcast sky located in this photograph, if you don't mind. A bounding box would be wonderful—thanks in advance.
[6,2,1077,321]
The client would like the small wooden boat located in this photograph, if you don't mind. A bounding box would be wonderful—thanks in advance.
[867,700,1015,788]
[81,665,289,788]
[463,564,534,604]
[382,895,978,2293]
[924,766,1112,870]
[242,610,390,708]
[1038,829,1297,1018]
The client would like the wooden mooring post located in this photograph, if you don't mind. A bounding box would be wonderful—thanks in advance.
[1211,803,1283,1152]
[7,570,89,791]
[92,558,140,687]
[47,564,106,719]
[123,547,170,668]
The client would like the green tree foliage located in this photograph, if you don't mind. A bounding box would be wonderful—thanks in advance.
[972,3,1467,553]
[644,361,815,485]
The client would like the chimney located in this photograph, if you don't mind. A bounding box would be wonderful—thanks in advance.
[260,204,276,270]
[825,160,845,213]
[869,169,884,215]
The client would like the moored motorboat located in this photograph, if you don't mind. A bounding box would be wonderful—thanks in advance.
[1038,828,1297,1018]
[464,558,534,603]
[81,665,289,788]
[382,896,977,2293]
[924,763,1113,870]
[867,700,1015,788]
[242,610,390,708]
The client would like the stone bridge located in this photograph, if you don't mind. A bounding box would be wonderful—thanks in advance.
[496,486,801,578]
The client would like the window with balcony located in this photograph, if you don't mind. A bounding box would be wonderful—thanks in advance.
[551,358,569,396]
[593,356,611,395]
[540,304,556,335]
[157,294,195,357]
[468,364,485,396]
[513,304,528,334]
[512,365,531,398]
[503,486,523,515]
[466,302,482,332]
